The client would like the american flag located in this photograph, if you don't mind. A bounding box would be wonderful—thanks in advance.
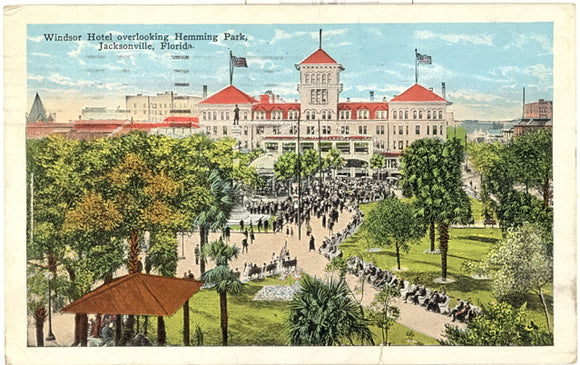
[416,53,432,64]
[232,55,248,67]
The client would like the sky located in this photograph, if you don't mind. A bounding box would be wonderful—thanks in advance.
[27,22,553,122]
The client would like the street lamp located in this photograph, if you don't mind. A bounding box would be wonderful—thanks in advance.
[44,271,56,341]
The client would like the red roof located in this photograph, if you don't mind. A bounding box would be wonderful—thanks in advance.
[296,48,343,70]
[338,102,388,111]
[252,102,300,112]
[390,84,446,102]
[200,85,258,104]
[61,273,204,316]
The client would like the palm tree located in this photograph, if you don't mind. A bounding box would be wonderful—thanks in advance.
[287,274,374,346]
[200,239,243,346]
[401,138,471,280]
[145,232,179,345]
[195,169,240,275]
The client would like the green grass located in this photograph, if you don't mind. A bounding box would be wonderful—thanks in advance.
[340,202,553,333]
[138,199,552,345]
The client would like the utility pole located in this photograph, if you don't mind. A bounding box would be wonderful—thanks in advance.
[317,118,322,186]
[297,116,301,241]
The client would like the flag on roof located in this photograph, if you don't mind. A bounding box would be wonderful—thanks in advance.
[416,52,432,64]
[232,55,248,67]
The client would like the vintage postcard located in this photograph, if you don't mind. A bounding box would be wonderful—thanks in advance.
[4,3,577,365]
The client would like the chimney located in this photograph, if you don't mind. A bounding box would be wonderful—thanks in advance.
[429,87,433,92]
[202,85,207,98]
[346,97,350,102]
[442,82,446,100]
[260,94,270,104]
[370,91,374,101]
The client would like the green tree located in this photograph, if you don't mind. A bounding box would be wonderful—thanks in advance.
[300,148,320,185]
[479,225,553,332]
[368,285,400,345]
[287,274,374,346]
[194,169,240,275]
[323,148,346,180]
[365,197,425,270]
[440,301,552,346]
[274,151,298,195]
[401,138,471,280]
[200,239,243,346]
[369,153,386,180]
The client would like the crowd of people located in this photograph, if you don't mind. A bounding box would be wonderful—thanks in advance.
[319,209,364,260]
[347,256,481,323]
[241,241,298,281]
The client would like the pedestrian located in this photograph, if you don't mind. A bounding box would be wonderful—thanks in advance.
[290,226,294,237]
[286,225,289,236]
[182,272,188,278]
[242,238,249,253]
[250,228,255,244]
[194,244,200,265]
[309,235,315,252]
[264,219,269,232]
[257,218,262,232]
[225,226,231,241]
[188,270,195,280]
[240,219,244,232]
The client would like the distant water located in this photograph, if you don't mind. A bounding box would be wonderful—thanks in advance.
[460,120,518,134]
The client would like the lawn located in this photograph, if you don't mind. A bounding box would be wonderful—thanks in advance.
[340,201,553,333]
[140,199,552,345]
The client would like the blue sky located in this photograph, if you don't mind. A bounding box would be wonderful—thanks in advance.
[27,22,553,122]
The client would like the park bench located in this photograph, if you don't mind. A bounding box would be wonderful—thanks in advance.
[438,296,451,315]
[483,218,497,227]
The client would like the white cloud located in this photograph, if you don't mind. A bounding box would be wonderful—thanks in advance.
[449,89,503,102]
[414,30,494,46]
[27,35,44,42]
[29,52,53,58]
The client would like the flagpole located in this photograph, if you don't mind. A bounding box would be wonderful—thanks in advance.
[414,48,418,84]
[229,50,233,85]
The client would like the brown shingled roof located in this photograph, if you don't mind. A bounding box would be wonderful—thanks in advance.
[61,273,204,316]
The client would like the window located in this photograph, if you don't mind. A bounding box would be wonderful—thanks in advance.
[320,141,332,152]
[399,141,404,150]
[341,125,350,135]
[393,140,397,149]
[405,111,409,119]
[305,74,310,83]
[273,126,281,135]
[393,111,398,119]
[399,125,403,135]
[322,125,331,135]
[213,126,218,134]
[223,126,228,135]
[244,126,248,136]
[213,112,217,120]
[426,125,430,135]
[226,112,230,120]
[206,126,211,135]
[440,125,443,135]
[336,142,350,153]
[322,74,327,83]
[406,125,409,135]
[243,112,248,120]
[307,126,315,135]
[438,111,443,119]
[381,125,385,135]
[220,112,224,120]
[399,111,403,119]
[354,142,369,154]
[202,112,206,120]
[415,125,420,135]
[358,125,367,134]
[393,125,396,134]
[406,140,409,147]
[433,125,438,135]
[427,111,431,119]
[256,126,264,135]
[413,110,417,119]
[419,110,423,119]
[316,73,321,83]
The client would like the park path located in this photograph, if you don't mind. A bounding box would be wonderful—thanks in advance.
[28,204,465,346]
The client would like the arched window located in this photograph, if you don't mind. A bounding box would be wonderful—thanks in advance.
[419,110,423,119]
[305,74,310,83]
[202,112,206,120]
[322,74,327,83]
[399,111,403,119]
[316,73,321,83]
[327,73,331,83]
[243,112,248,120]
[413,110,417,119]
[427,111,431,119]
[212,111,217,120]
[220,111,224,120]
[393,111,398,119]
[405,111,408,119]
[226,112,230,120]
[439,110,443,119]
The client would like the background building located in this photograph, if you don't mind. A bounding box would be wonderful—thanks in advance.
[524,99,553,119]
[125,92,203,122]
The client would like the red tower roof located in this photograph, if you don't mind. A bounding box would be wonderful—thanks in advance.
[200,85,258,104]
[390,84,446,102]
[296,48,343,70]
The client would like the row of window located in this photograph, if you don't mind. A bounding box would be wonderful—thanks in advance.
[392,109,444,120]
[394,124,443,136]
[202,110,249,121]
[310,89,328,104]
[304,72,332,84]
[264,141,369,154]
[339,110,388,120]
